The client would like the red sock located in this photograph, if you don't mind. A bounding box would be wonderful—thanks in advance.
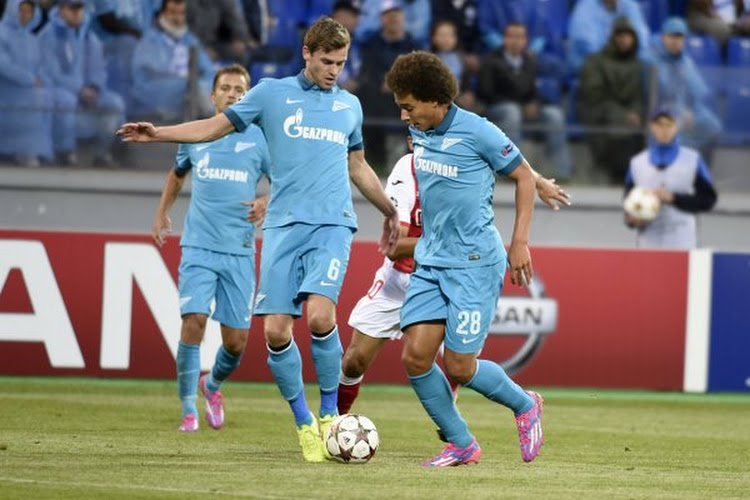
[337,381,361,414]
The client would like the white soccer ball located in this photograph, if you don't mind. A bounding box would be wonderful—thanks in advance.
[324,414,379,464]
[623,186,661,221]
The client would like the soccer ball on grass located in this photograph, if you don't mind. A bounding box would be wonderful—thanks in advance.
[623,186,661,221]
[324,414,379,464]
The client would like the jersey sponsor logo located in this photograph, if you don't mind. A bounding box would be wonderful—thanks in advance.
[285,97,304,104]
[234,141,256,152]
[195,152,249,183]
[415,157,458,178]
[440,137,462,150]
[282,108,347,145]
[332,100,350,112]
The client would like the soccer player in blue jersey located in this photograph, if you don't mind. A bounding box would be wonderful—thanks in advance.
[118,17,399,462]
[150,64,270,433]
[385,51,546,467]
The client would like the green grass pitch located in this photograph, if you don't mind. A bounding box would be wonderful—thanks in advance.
[0,377,748,499]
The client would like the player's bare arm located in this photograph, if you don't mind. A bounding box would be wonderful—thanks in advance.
[117,113,235,144]
[506,160,536,286]
[347,149,399,254]
[385,225,416,260]
[243,194,269,226]
[152,169,187,247]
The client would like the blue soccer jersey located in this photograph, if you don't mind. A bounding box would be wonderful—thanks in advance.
[223,72,364,230]
[175,124,270,255]
[410,105,523,268]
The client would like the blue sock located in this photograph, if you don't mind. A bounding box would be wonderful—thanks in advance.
[206,345,242,393]
[267,340,312,427]
[409,363,473,448]
[310,326,343,418]
[465,359,533,414]
[177,341,200,417]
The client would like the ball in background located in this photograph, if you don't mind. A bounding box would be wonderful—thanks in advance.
[624,186,661,221]
[324,414,379,464]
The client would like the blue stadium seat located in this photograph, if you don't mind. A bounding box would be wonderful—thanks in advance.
[636,0,670,32]
[534,0,568,39]
[306,0,335,25]
[267,18,301,49]
[723,84,750,142]
[684,35,722,66]
[267,0,307,23]
[536,76,562,104]
[727,37,750,66]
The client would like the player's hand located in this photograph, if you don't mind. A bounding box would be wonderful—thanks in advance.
[116,122,158,142]
[508,240,533,287]
[152,213,172,247]
[379,211,400,256]
[243,197,267,227]
[536,177,571,210]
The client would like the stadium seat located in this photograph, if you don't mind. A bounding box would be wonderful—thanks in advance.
[684,35,722,66]
[723,84,750,143]
[727,37,750,67]
[536,76,562,104]
[306,0,335,25]
[636,0,670,32]
[267,0,307,24]
[534,0,568,39]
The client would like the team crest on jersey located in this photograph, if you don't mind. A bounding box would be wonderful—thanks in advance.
[440,137,462,150]
[332,100,350,112]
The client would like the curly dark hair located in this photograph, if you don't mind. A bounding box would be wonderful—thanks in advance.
[386,51,458,105]
[304,16,351,54]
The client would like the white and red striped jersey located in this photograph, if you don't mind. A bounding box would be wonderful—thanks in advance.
[385,153,422,273]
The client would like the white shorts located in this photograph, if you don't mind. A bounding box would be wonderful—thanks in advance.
[348,260,411,339]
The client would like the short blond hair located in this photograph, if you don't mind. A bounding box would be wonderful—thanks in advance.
[304,16,350,54]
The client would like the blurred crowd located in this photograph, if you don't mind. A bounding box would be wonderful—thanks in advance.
[1,0,749,183]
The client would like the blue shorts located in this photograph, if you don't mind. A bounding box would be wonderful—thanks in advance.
[178,246,255,329]
[255,223,354,317]
[400,261,505,354]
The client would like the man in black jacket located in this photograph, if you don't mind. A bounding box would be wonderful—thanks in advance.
[477,22,571,180]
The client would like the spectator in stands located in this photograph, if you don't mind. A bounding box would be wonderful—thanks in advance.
[186,0,252,64]
[477,22,572,180]
[624,105,717,249]
[430,0,480,53]
[38,0,125,167]
[331,0,361,93]
[0,0,53,166]
[567,0,651,73]
[130,0,214,123]
[356,0,431,48]
[648,17,722,161]
[90,0,160,97]
[237,0,269,52]
[430,19,480,112]
[579,16,647,184]
[687,0,750,47]
[476,0,566,80]
[358,0,418,170]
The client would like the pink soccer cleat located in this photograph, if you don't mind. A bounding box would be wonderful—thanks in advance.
[421,439,481,467]
[199,374,225,430]
[179,413,199,432]
[515,390,544,462]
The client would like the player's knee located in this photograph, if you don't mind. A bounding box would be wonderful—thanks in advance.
[263,317,292,348]
[401,349,432,376]
[342,349,367,378]
[443,357,474,385]
[306,310,335,335]
[223,330,249,355]
[181,314,207,343]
